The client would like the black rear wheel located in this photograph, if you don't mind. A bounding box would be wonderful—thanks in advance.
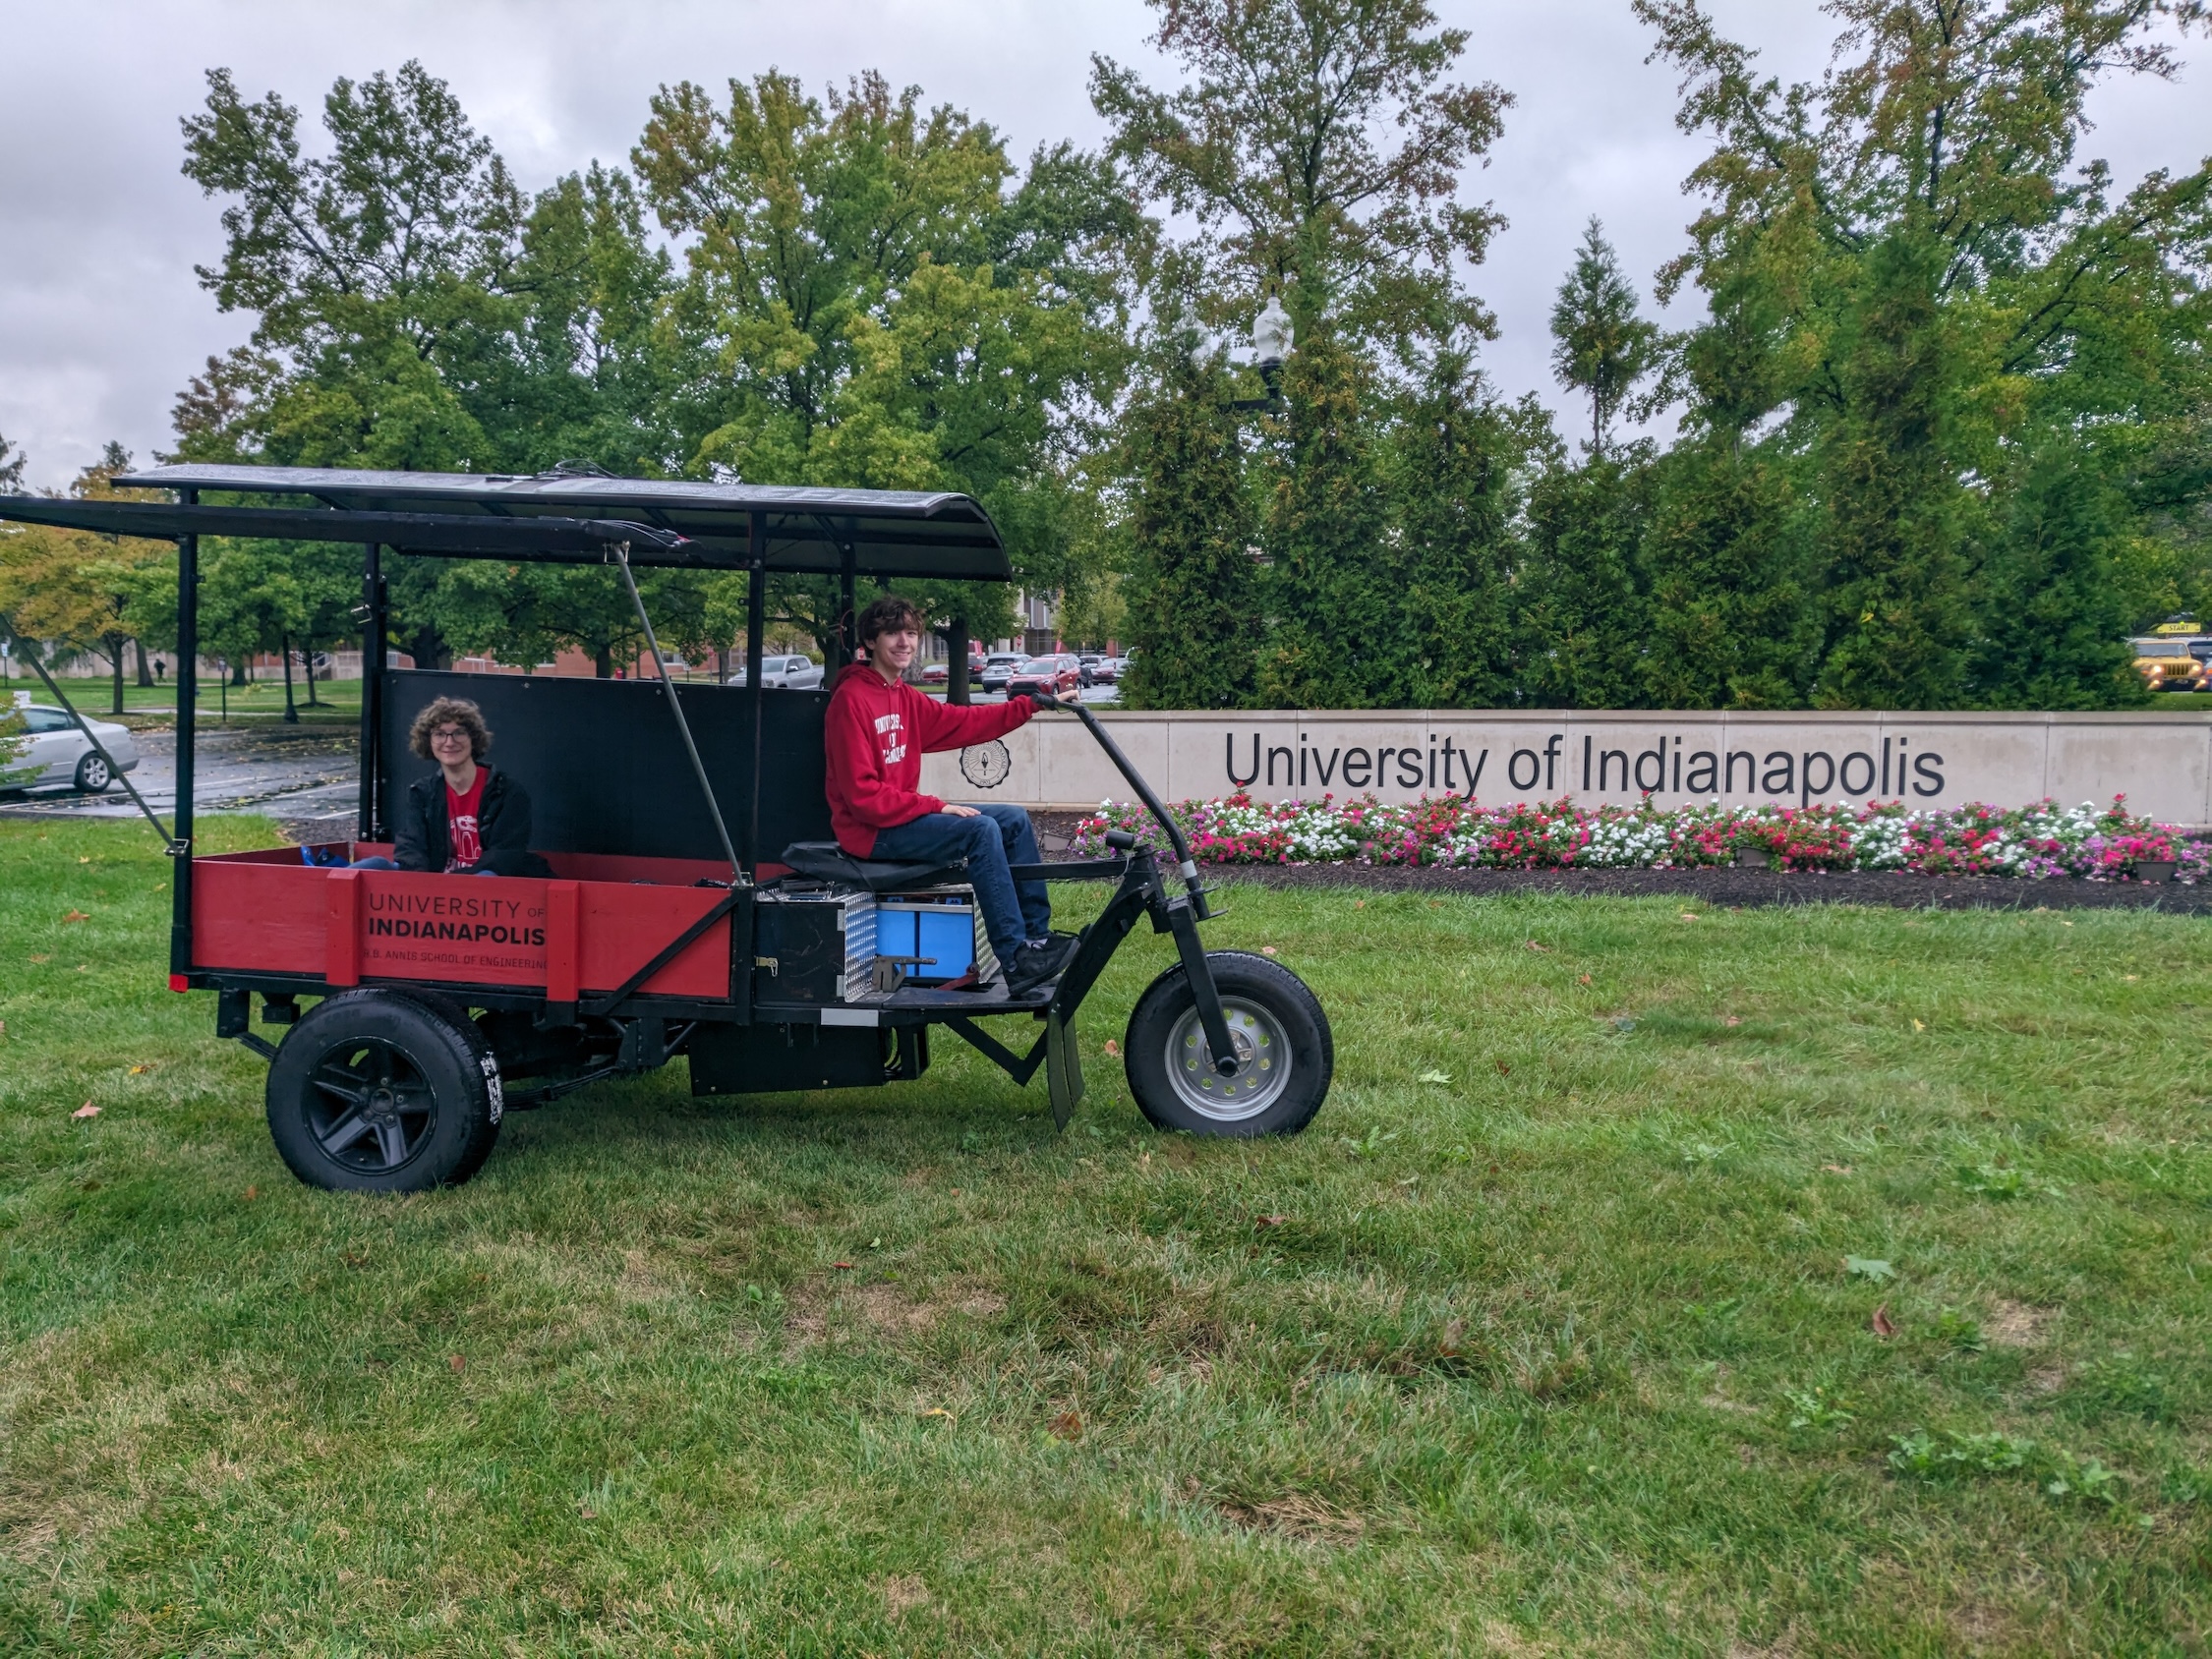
[74,751,112,791]
[266,990,502,1192]
[1125,951,1332,1137]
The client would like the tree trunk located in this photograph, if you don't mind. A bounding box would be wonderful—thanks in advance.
[134,638,153,688]
[301,634,321,706]
[405,623,449,672]
[231,658,249,687]
[595,643,612,678]
[107,636,126,715]
[948,618,971,705]
[281,632,299,723]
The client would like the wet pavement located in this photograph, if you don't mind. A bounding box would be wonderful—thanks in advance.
[0,723,362,835]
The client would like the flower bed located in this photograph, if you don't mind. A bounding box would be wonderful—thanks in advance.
[1070,793,2209,881]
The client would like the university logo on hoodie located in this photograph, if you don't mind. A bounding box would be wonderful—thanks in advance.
[873,712,906,766]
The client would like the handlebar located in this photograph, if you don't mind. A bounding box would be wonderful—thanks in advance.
[1031,694,1209,912]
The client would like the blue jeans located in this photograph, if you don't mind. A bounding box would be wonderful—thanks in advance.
[870,803,1048,962]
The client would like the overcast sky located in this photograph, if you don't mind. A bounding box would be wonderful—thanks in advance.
[4,0,2208,490]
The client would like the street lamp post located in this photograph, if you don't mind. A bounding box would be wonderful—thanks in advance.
[1230,296,1293,413]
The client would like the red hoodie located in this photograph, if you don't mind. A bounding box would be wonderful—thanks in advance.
[823,662,1036,856]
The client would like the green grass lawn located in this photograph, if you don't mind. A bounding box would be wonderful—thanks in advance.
[3,819,2209,1654]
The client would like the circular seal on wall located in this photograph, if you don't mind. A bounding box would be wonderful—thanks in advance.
[960,739,1012,789]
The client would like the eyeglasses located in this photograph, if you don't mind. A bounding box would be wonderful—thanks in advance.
[430,726,471,745]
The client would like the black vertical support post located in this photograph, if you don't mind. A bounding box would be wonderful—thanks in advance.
[744,511,765,877]
[169,494,199,982]
[358,543,385,841]
[838,540,858,668]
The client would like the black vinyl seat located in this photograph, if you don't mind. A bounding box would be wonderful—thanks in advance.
[778,841,968,893]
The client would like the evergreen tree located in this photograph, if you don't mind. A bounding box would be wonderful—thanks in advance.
[1257,324,1401,709]
[1640,435,1812,708]
[1390,354,1525,708]
[1119,348,1258,711]
[1514,451,1652,710]
[1808,238,1974,709]
[1969,441,2148,709]
[1549,219,1659,455]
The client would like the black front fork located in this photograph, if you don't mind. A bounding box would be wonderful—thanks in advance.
[1046,849,1239,1074]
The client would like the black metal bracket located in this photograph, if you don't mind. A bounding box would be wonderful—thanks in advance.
[580,889,741,1017]
[943,1015,1049,1086]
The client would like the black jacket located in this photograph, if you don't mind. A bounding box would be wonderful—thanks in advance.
[391,768,553,878]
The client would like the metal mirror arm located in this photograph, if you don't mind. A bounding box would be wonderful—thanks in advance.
[3,627,183,853]
[1042,696,1214,919]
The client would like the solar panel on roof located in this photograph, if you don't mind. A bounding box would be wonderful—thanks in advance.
[91,463,1014,581]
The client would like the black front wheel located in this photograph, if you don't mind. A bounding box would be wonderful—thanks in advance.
[266,990,502,1192]
[1125,951,1332,1137]
[74,751,112,791]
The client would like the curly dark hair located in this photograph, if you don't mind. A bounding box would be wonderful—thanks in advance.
[856,594,923,645]
[407,697,493,763]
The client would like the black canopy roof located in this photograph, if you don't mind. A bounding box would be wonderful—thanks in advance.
[61,463,1013,580]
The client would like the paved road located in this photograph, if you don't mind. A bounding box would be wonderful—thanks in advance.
[0,724,361,827]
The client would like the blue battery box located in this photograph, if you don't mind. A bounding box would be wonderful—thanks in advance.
[875,892,986,986]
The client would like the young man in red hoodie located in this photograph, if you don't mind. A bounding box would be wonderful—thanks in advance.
[826,595,1078,994]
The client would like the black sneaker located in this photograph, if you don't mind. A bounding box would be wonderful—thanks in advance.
[1005,934,1077,996]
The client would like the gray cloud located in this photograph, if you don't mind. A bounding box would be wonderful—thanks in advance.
[3,0,2205,488]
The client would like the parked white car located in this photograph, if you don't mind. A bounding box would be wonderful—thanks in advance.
[723,654,824,690]
[5,700,141,792]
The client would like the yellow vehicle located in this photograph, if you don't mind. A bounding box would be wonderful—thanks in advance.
[2134,616,2211,692]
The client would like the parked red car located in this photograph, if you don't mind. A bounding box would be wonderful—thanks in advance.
[1006,655,1081,697]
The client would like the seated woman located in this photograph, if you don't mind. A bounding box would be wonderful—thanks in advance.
[353,696,554,877]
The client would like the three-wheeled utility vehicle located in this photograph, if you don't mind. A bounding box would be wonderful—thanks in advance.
[1,466,1332,1190]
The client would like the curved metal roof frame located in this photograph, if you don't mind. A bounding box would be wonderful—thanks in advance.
[103,463,1014,581]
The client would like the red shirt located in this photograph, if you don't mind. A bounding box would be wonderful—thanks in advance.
[822,664,1035,856]
[445,768,488,870]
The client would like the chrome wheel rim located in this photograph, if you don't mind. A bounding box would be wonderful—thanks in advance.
[1163,998,1291,1121]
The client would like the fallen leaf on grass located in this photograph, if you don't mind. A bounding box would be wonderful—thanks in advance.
[832,1261,853,1271]
[1102,1039,1120,1057]
[447,1354,465,1373]
[1723,1015,1743,1027]
[1679,911,1701,922]
[29,955,50,965]
[243,1185,259,1201]
[920,1407,956,1422]
[1494,1059,1511,1075]
[128,1063,149,1074]
[1353,899,1365,909]
[1418,1069,1451,1085]
[63,910,89,923]
[1255,1214,1288,1228]
[1048,1411,1083,1441]
[1524,939,1549,952]
[1872,1303,1896,1339]
[1260,945,1277,956]
[578,1506,597,1519]
[1822,1164,1854,1175]
[1577,973,1592,986]
[73,1102,100,1119]
[1911,1018,1926,1032]
[1844,1255,1895,1284]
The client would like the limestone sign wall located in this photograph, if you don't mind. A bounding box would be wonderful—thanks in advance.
[918,709,2212,825]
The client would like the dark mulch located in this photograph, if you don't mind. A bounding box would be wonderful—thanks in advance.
[1166,863,2209,913]
[1029,815,2208,913]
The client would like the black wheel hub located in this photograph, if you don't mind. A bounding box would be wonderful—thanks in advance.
[307,1038,436,1173]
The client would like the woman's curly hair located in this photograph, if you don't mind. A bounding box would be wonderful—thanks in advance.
[407,697,493,763]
